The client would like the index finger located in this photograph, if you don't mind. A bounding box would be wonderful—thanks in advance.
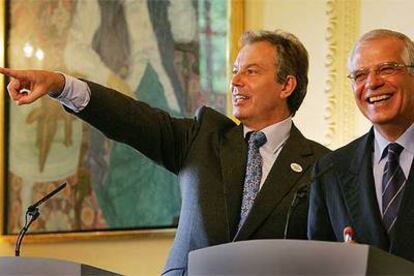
[0,67,26,79]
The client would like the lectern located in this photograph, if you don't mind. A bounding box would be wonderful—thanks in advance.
[0,256,120,275]
[188,240,414,275]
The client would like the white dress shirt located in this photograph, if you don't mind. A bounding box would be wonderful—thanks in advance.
[373,124,414,214]
[243,117,292,189]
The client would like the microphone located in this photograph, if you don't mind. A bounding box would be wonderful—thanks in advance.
[27,182,67,212]
[343,226,355,242]
[283,164,333,239]
[15,182,67,257]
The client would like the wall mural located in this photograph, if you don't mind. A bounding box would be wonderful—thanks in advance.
[5,0,229,236]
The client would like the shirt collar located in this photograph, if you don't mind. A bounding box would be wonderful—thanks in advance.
[374,123,414,163]
[243,117,292,154]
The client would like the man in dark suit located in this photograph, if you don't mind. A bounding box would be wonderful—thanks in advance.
[2,30,329,275]
[308,29,414,263]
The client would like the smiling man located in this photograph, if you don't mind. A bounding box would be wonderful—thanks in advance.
[308,29,414,263]
[1,30,329,275]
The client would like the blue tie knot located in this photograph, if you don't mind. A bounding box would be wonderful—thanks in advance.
[249,131,267,148]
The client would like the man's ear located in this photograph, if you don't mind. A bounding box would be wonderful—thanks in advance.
[280,75,297,99]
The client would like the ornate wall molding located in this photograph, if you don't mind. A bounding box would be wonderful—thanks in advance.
[324,0,360,149]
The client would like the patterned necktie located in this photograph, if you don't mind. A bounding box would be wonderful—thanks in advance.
[238,131,267,230]
[382,143,406,234]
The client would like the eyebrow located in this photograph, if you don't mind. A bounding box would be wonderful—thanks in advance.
[233,63,263,70]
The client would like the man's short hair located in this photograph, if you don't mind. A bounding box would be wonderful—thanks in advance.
[240,30,309,116]
[348,29,414,71]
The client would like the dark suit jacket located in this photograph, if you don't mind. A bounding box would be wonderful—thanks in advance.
[308,129,414,263]
[70,81,330,275]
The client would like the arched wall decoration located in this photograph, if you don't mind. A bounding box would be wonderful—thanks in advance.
[324,0,360,149]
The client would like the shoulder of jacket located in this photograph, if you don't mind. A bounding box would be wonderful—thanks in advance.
[194,106,237,130]
[318,132,370,166]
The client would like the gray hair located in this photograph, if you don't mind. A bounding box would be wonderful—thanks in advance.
[240,30,309,116]
[348,29,414,71]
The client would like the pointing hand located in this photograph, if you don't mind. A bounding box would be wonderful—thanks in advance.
[0,67,65,105]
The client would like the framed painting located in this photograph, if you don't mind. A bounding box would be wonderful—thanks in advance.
[0,0,244,240]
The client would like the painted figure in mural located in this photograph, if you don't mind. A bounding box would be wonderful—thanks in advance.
[1,30,329,275]
[62,0,198,228]
[308,29,414,263]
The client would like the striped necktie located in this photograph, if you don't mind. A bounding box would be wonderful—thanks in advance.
[238,131,267,230]
[382,143,406,234]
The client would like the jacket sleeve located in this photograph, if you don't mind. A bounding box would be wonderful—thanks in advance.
[65,80,197,174]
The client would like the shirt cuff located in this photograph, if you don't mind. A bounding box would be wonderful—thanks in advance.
[50,72,91,113]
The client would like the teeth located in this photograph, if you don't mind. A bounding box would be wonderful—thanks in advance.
[368,94,391,103]
[234,95,248,102]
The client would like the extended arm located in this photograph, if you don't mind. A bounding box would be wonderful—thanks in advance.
[0,67,196,174]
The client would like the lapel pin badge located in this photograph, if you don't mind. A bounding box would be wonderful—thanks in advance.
[290,162,303,173]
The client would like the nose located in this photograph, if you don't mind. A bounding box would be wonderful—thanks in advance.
[365,70,384,90]
[231,71,243,90]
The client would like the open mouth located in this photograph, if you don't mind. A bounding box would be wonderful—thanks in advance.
[233,94,249,104]
[367,94,391,104]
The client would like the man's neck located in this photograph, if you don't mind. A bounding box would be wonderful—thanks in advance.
[374,120,414,142]
[243,113,292,131]
[243,116,292,137]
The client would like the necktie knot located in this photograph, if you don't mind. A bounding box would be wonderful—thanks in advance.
[386,143,404,160]
[249,131,267,148]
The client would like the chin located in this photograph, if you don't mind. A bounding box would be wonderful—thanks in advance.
[369,116,397,126]
[232,110,242,120]
[233,107,254,123]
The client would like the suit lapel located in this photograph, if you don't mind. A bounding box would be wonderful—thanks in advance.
[219,124,247,240]
[340,130,389,249]
[234,125,314,240]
